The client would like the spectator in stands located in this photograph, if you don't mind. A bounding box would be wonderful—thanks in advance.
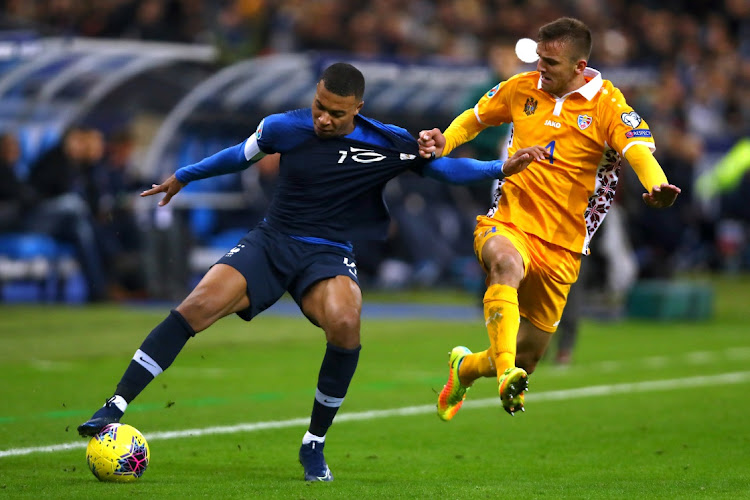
[125,0,187,42]
[379,175,472,288]
[94,128,148,297]
[25,126,109,301]
[629,128,701,278]
[0,132,30,233]
[212,0,270,63]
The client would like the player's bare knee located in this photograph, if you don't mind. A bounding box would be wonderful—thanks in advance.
[486,252,523,286]
[323,310,360,349]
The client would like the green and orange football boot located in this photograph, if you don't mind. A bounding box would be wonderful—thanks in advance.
[498,367,528,416]
[437,346,472,421]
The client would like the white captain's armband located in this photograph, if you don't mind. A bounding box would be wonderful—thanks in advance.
[243,131,266,161]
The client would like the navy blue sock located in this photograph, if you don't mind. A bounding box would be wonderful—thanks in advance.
[115,309,195,403]
[308,343,361,437]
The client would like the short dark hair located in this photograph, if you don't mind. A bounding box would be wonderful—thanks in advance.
[538,17,592,61]
[320,62,365,101]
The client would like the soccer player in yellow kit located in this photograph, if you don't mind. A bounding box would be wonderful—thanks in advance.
[418,17,681,419]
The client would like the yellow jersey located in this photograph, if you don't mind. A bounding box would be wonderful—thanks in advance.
[449,68,658,254]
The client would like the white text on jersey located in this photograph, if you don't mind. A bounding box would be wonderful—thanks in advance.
[338,147,387,164]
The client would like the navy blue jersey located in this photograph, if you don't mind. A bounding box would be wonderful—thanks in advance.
[257,109,429,242]
[175,109,506,243]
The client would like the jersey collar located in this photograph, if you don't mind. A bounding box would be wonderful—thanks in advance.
[537,67,603,101]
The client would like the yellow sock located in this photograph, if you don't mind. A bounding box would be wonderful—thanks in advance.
[483,284,520,382]
[457,349,496,386]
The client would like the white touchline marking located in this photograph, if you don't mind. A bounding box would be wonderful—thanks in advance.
[550,347,750,375]
[2,371,749,459]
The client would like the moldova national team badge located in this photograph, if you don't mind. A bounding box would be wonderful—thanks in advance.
[524,97,538,116]
[578,114,592,130]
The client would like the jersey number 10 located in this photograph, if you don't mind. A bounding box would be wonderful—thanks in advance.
[338,148,387,164]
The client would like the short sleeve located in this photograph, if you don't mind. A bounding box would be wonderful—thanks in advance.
[474,75,518,127]
[601,87,656,156]
[255,114,279,154]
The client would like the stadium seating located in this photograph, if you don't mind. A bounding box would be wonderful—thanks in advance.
[0,233,82,302]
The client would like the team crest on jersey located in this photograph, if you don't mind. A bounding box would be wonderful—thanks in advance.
[524,97,538,116]
[486,83,500,98]
[255,119,264,139]
[620,111,641,128]
[578,114,592,130]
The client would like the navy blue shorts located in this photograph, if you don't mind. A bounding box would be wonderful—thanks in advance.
[215,221,360,321]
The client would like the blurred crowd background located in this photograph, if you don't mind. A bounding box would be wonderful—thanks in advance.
[0,0,748,305]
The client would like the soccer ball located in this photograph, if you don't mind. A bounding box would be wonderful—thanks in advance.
[85,423,150,482]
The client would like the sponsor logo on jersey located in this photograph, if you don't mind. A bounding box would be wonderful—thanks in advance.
[343,257,357,277]
[620,111,642,128]
[578,114,593,130]
[400,153,416,160]
[544,119,561,128]
[625,129,652,138]
[225,244,245,257]
[255,119,264,140]
[486,83,500,98]
[524,97,538,116]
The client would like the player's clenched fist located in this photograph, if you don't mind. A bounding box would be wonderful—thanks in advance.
[418,128,446,158]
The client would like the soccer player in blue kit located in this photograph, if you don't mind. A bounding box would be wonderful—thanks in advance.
[77,62,547,481]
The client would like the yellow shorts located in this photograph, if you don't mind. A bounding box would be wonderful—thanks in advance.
[473,216,581,333]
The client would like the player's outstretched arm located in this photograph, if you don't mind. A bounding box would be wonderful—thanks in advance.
[502,146,549,176]
[418,109,487,158]
[624,144,680,208]
[422,145,547,184]
[141,139,260,207]
[141,174,185,207]
[642,182,681,208]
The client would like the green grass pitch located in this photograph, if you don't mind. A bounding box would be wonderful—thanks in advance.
[1,276,749,499]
